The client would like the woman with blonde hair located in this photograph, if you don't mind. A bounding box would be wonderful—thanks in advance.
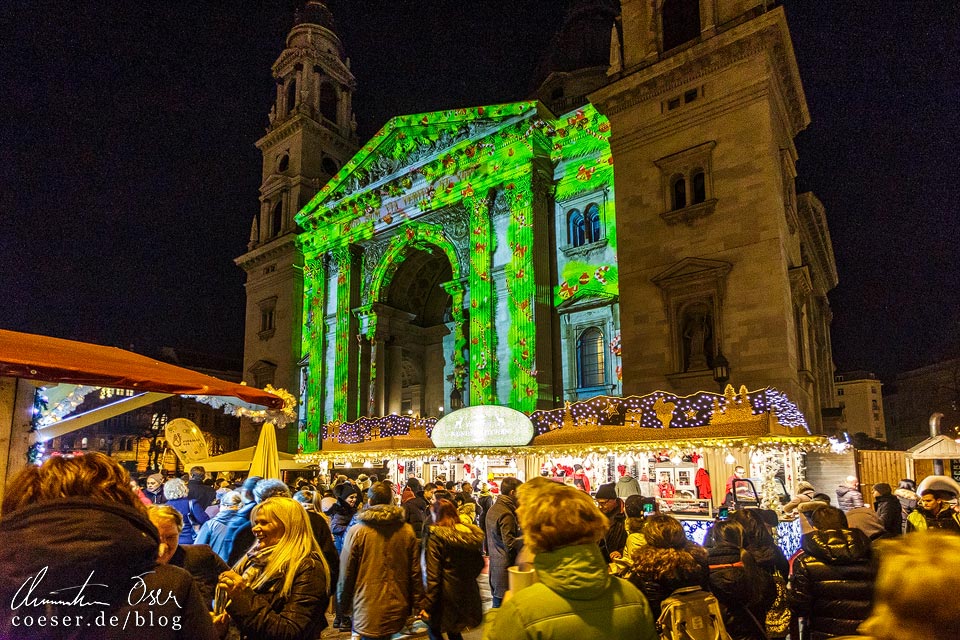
[483,479,656,640]
[216,496,330,640]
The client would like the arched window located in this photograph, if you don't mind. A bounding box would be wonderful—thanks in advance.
[692,170,706,204]
[568,208,586,246]
[577,328,605,388]
[585,203,602,243]
[319,81,338,123]
[672,176,687,210]
[321,156,339,176]
[662,0,701,52]
[285,78,297,115]
[271,200,283,237]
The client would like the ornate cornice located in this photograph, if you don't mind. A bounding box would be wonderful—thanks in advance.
[797,192,838,293]
[591,8,809,137]
[235,234,301,271]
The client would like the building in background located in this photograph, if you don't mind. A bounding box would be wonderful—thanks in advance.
[833,370,885,441]
[884,358,960,450]
[241,1,840,453]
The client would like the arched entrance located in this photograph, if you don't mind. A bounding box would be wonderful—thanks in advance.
[369,244,455,417]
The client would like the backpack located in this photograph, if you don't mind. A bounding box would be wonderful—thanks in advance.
[657,586,733,640]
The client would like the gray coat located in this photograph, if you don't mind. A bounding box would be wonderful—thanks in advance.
[484,494,523,600]
[338,504,422,638]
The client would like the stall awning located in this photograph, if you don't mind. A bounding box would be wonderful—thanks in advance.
[907,435,960,460]
[0,329,282,409]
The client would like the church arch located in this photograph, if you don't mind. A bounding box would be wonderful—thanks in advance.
[366,224,463,308]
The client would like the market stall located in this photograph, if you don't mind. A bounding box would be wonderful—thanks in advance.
[299,385,840,555]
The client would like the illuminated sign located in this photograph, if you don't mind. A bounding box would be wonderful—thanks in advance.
[431,405,534,448]
[165,418,208,465]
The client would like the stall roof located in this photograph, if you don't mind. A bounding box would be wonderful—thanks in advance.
[0,329,282,409]
[906,435,960,460]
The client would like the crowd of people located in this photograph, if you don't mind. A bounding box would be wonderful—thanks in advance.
[2,453,959,640]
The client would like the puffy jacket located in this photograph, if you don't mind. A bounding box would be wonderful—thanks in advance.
[421,523,484,633]
[707,544,774,640]
[788,528,876,639]
[484,494,523,600]
[872,494,902,535]
[228,552,328,640]
[0,497,215,640]
[338,504,422,638]
[619,544,708,618]
[482,543,657,640]
[836,486,864,512]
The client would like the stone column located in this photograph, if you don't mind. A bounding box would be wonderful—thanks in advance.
[387,342,403,415]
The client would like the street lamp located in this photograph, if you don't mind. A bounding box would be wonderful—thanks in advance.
[713,352,730,391]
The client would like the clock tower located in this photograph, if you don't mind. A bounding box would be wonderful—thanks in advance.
[235,1,357,448]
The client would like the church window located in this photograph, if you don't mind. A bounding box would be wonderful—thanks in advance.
[277,154,289,172]
[257,297,278,341]
[692,170,706,204]
[586,204,602,243]
[672,176,687,210]
[319,81,338,123]
[568,208,586,246]
[662,0,701,52]
[577,328,605,388]
[655,141,717,224]
[285,78,297,115]
[271,200,283,237]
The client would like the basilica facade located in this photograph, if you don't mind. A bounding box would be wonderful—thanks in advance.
[236,0,839,453]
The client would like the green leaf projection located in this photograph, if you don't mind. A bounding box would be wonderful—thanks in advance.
[295,101,618,450]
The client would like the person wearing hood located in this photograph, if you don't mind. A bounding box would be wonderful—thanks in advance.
[893,478,918,524]
[906,475,960,532]
[0,452,215,640]
[871,483,902,536]
[402,477,429,539]
[783,480,817,514]
[706,519,775,640]
[788,506,876,639]
[615,472,642,499]
[330,481,361,552]
[419,498,485,640]
[338,482,422,639]
[482,479,656,640]
[836,476,865,512]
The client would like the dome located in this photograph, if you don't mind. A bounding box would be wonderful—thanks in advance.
[294,0,336,31]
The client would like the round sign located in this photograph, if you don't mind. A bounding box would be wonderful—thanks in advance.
[165,418,208,465]
[431,405,534,448]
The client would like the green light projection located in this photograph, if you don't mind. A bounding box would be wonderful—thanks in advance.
[296,101,617,449]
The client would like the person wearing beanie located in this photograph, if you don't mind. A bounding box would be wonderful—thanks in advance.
[595,482,627,563]
[872,482,902,536]
[906,475,960,532]
[846,506,889,541]
[784,480,818,514]
[143,473,167,504]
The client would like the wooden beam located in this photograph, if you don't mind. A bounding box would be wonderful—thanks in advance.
[37,392,173,441]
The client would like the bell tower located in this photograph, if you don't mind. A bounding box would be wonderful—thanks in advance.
[236,0,358,448]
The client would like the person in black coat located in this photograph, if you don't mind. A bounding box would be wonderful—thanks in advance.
[595,482,628,562]
[872,483,903,536]
[788,506,876,640]
[187,466,216,508]
[292,489,339,589]
[419,499,485,639]
[706,520,774,640]
[401,479,429,539]
[0,452,215,640]
[485,477,524,608]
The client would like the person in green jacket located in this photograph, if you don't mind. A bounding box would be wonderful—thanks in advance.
[483,478,657,640]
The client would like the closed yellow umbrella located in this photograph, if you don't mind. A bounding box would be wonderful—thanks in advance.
[248,421,281,480]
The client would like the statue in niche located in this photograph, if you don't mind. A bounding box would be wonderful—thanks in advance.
[682,306,713,371]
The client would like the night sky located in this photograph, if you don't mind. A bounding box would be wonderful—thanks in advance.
[1,1,957,383]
